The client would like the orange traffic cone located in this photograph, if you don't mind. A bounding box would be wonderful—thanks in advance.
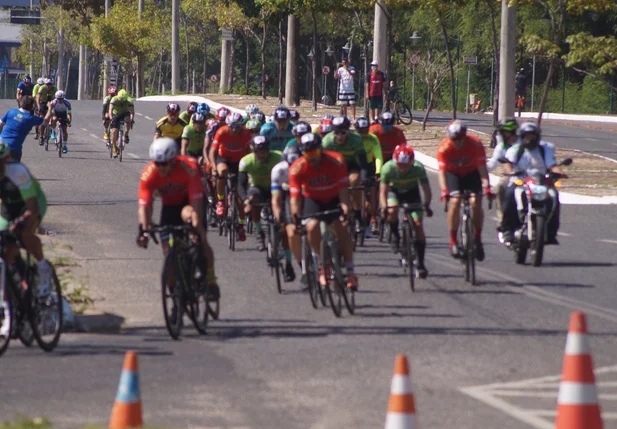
[555,311,603,429]
[384,354,417,429]
[109,351,143,429]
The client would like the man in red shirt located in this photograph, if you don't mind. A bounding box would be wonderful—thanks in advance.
[137,137,219,300]
[365,60,386,123]
[209,111,252,241]
[369,111,406,162]
[289,133,358,290]
[437,120,491,260]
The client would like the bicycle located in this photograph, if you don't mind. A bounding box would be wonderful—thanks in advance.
[142,223,214,339]
[41,120,52,152]
[348,185,366,250]
[54,118,69,158]
[257,202,285,294]
[389,87,412,125]
[298,209,355,317]
[217,173,240,251]
[0,230,63,356]
[110,120,125,162]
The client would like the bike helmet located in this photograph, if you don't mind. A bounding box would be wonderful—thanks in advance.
[107,85,118,95]
[187,101,198,114]
[292,121,311,137]
[250,135,270,152]
[393,144,415,165]
[166,102,181,113]
[197,102,210,116]
[245,119,261,132]
[149,137,177,162]
[117,89,128,99]
[44,78,53,85]
[273,106,290,121]
[215,107,230,121]
[0,138,9,159]
[319,119,333,135]
[298,132,322,153]
[380,111,395,128]
[289,110,300,121]
[23,75,31,83]
[447,120,467,139]
[332,116,351,131]
[37,78,44,85]
[283,142,301,164]
[191,112,206,123]
[225,111,243,128]
[497,118,519,134]
[251,111,266,125]
[55,90,65,99]
[355,117,370,131]
[518,121,541,146]
[322,113,335,121]
[245,104,259,115]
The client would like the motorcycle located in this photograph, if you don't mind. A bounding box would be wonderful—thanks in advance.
[498,157,572,267]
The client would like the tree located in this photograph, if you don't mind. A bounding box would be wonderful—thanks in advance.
[418,51,451,129]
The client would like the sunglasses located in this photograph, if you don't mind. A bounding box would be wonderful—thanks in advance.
[303,148,321,159]
[334,130,348,136]
[155,161,170,167]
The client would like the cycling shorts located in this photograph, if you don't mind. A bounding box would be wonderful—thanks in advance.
[111,113,131,129]
[302,197,341,224]
[160,201,188,241]
[387,188,423,219]
[215,155,239,175]
[446,170,482,196]
[247,186,271,203]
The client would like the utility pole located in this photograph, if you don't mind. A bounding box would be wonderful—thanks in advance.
[29,0,34,78]
[171,0,180,94]
[498,0,516,120]
[285,15,298,106]
[77,45,85,99]
[220,28,232,93]
[103,0,110,94]
[136,0,144,97]
[372,1,387,71]
[57,29,64,90]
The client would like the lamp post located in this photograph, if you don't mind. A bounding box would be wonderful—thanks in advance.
[308,48,316,110]
[323,46,334,104]
[409,32,422,112]
[342,42,351,61]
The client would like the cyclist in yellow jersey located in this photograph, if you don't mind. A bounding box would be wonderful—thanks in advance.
[154,103,187,149]
[108,89,135,157]
[354,117,383,233]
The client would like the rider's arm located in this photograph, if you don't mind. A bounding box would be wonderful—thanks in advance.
[108,102,115,120]
[102,99,109,119]
[372,135,384,175]
[209,131,222,166]
[180,138,189,156]
[486,140,505,172]
[379,182,389,211]
[16,88,21,101]
[437,169,448,194]
[237,171,250,201]
[338,187,352,217]
[478,164,490,190]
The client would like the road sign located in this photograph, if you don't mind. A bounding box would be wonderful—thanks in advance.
[222,28,233,41]
[463,56,478,65]
[409,54,420,65]
[210,74,218,82]
[9,9,40,25]
[322,65,330,74]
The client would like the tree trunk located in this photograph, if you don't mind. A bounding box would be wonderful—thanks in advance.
[244,31,250,94]
[422,90,436,131]
[438,14,456,120]
[486,0,500,126]
[363,44,369,118]
[536,60,555,125]
[65,56,72,93]
[184,14,190,92]
[311,10,317,110]
[261,24,267,99]
[57,30,65,90]
[229,34,236,90]
[203,38,207,93]
[278,18,284,104]
[285,15,298,106]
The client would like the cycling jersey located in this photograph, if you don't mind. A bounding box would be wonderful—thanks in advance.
[138,156,204,207]
[0,162,47,230]
[110,96,134,116]
[360,132,384,174]
[321,130,366,169]
[206,120,223,139]
[211,126,252,162]
[50,99,71,118]
[181,124,207,155]
[369,124,406,161]
[289,151,349,203]
[380,159,428,192]
[259,121,294,152]
[179,111,192,125]
[155,116,187,144]
[17,82,33,97]
[32,84,41,99]
[437,135,487,176]
[271,160,290,194]
[102,95,113,117]
[238,151,283,189]
[37,85,58,104]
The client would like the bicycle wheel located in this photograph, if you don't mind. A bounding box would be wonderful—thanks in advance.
[43,127,49,151]
[402,221,415,292]
[0,298,12,356]
[337,251,355,315]
[12,259,34,347]
[57,127,62,158]
[187,282,208,334]
[161,252,184,340]
[465,213,476,285]
[397,101,412,125]
[30,265,63,352]
[228,199,236,251]
[322,233,343,317]
[270,225,283,294]
[378,217,385,242]
[304,237,320,309]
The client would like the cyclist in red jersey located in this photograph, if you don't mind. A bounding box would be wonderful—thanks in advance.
[209,111,252,241]
[137,137,219,300]
[437,120,491,261]
[288,133,358,290]
[369,111,406,162]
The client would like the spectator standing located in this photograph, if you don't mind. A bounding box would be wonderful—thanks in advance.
[365,61,386,123]
[334,57,357,120]
[0,96,46,162]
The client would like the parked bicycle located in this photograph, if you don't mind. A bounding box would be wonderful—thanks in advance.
[388,86,412,125]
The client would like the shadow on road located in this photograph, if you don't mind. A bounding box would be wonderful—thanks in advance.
[55,343,173,357]
[540,261,614,268]
[48,199,136,206]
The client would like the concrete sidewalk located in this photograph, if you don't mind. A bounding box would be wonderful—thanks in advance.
[484,111,617,124]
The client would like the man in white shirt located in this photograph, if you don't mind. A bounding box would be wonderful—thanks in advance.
[334,58,356,120]
[501,122,565,245]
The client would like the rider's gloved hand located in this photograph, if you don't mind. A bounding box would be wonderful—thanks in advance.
[440,190,450,202]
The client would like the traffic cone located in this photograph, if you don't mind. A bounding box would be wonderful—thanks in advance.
[555,311,603,429]
[384,354,417,429]
[109,351,143,429]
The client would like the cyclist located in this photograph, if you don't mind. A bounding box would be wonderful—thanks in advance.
[36,78,57,141]
[238,136,284,254]
[154,102,186,149]
[284,121,312,149]
[181,112,207,160]
[369,111,406,162]
[289,133,358,290]
[289,109,300,123]
[322,116,367,225]
[251,111,267,127]
[354,117,383,234]
[16,75,33,105]
[197,102,212,120]
[137,137,219,301]
[260,106,294,152]
[102,85,118,142]
[0,96,46,162]
[486,118,519,236]
[109,89,135,158]
[245,104,259,123]
[179,101,198,125]
[209,112,252,241]
[204,107,229,161]
[379,144,432,278]
[32,78,44,139]
[437,120,491,260]
[245,119,261,138]
[45,90,72,154]
[314,117,333,137]
[0,138,52,301]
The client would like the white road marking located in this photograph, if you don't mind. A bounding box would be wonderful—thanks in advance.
[557,232,572,237]
[144,116,153,120]
[127,153,139,159]
[89,133,99,139]
[599,239,617,245]
[585,138,598,142]
[136,112,143,116]
[81,127,88,131]
[491,216,499,222]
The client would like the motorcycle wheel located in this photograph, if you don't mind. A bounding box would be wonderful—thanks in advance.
[531,217,546,267]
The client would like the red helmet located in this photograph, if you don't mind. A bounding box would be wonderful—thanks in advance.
[393,144,415,165]
[187,101,198,113]
[107,86,118,95]
[215,107,230,121]
[319,119,333,135]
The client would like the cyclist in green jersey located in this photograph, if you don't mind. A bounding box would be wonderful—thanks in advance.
[238,136,284,254]
[36,79,57,140]
[31,78,44,139]
[354,117,383,234]
[245,118,261,138]
[284,121,312,150]
[379,144,432,278]
[108,89,135,157]
[322,115,368,222]
[102,85,118,141]
[181,113,207,160]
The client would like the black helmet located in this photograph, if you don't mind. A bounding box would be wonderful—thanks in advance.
[355,117,370,131]
[332,116,351,131]
[283,141,301,164]
[298,132,322,153]
[250,135,270,151]
[292,121,311,137]
[252,111,266,125]
[273,106,290,121]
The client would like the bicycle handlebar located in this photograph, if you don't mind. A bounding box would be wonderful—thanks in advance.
[140,223,197,245]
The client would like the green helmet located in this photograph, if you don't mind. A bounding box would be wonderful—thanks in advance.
[118,89,128,99]
[0,138,9,159]
[245,119,261,131]
[497,118,518,133]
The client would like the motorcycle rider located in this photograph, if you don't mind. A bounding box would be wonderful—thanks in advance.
[501,122,566,246]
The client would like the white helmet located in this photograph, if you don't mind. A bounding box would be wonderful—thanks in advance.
[37,78,44,85]
[55,90,65,99]
[149,137,178,162]
[44,78,53,85]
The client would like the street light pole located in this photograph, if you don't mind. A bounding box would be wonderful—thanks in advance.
[531,54,536,111]
[412,63,415,111]
[171,0,180,94]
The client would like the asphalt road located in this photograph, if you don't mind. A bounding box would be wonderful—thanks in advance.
[414,110,617,160]
[1,100,616,429]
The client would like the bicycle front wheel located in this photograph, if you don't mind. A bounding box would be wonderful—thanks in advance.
[162,252,184,340]
[397,101,412,125]
[118,129,124,162]
[57,128,63,158]
[228,199,236,251]
[402,221,415,292]
[0,299,12,357]
[271,226,283,294]
[30,265,63,352]
[303,237,320,309]
[322,234,343,317]
[464,214,476,285]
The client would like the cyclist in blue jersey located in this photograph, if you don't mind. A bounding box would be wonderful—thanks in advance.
[259,106,294,152]
[16,76,34,106]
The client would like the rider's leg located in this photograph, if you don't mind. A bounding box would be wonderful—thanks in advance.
[180,205,217,286]
[447,195,462,246]
[386,198,400,253]
[469,195,484,244]
[349,171,362,215]
[215,162,228,201]
[123,117,131,142]
[306,218,322,257]
[546,189,560,243]
[18,217,53,296]
[284,224,302,264]
[411,213,427,271]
